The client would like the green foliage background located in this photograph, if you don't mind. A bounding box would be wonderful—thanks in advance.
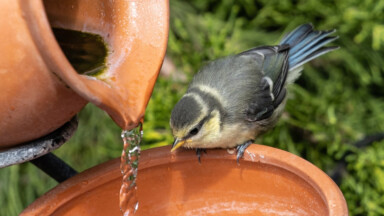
[1,0,384,215]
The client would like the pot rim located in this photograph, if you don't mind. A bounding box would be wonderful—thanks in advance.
[21,144,348,215]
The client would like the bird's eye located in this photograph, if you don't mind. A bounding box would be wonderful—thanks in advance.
[189,128,199,136]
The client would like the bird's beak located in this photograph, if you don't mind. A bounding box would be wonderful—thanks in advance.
[171,138,185,152]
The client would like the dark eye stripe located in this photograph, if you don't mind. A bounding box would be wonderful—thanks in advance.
[183,114,211,140]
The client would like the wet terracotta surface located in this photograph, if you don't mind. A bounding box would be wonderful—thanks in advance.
[22,145,348,216]
[0,0,168,147]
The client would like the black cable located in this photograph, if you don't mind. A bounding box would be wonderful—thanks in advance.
[30,152,77,183]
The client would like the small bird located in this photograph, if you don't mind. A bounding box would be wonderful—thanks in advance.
[169,23,338,162]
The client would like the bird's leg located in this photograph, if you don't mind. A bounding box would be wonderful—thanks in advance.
[196,148,207,164]
[236,140,253,163]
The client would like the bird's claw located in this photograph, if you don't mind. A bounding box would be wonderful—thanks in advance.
[196,148,207,164]
[236,141,253,163]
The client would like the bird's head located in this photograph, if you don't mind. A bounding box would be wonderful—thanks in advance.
[170,93,222,151]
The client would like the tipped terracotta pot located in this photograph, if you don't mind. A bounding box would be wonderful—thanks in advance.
[22,144,348,216]
[0,0,168,147]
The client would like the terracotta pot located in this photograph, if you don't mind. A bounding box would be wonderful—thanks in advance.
[0,0,168,147]
[22,145,348,216]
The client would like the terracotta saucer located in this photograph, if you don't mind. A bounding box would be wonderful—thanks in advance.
[22,144,348,216]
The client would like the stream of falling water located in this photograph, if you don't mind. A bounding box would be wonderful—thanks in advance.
[119,124,143,215]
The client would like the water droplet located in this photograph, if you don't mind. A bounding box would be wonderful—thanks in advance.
[246,150,256,162]
[119,124,143,215]
[227,148,236,155]
[81,180,88,185]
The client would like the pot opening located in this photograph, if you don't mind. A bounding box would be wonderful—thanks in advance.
[42,0,113,79]
[51,28,108,77]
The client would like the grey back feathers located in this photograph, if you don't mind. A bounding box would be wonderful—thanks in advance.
[190,55,265,122]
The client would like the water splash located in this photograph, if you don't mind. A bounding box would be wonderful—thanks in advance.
[119,124,143,215]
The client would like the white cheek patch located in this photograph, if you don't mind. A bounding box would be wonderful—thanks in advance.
[201,110,221,143]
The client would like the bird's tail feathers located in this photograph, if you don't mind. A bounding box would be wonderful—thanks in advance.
[280,23,339,72]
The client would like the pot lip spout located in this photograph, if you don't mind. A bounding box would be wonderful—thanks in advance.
[20,0,169,130]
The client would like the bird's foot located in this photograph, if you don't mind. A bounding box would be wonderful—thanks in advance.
[196,148,207,164]
[236,140,253,163]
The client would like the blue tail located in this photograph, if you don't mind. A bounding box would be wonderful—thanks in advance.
[280,23,339,71]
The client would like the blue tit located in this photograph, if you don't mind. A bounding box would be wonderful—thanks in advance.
[170,23,338,162]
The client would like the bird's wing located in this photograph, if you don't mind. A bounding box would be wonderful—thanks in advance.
[238,45,290,121]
